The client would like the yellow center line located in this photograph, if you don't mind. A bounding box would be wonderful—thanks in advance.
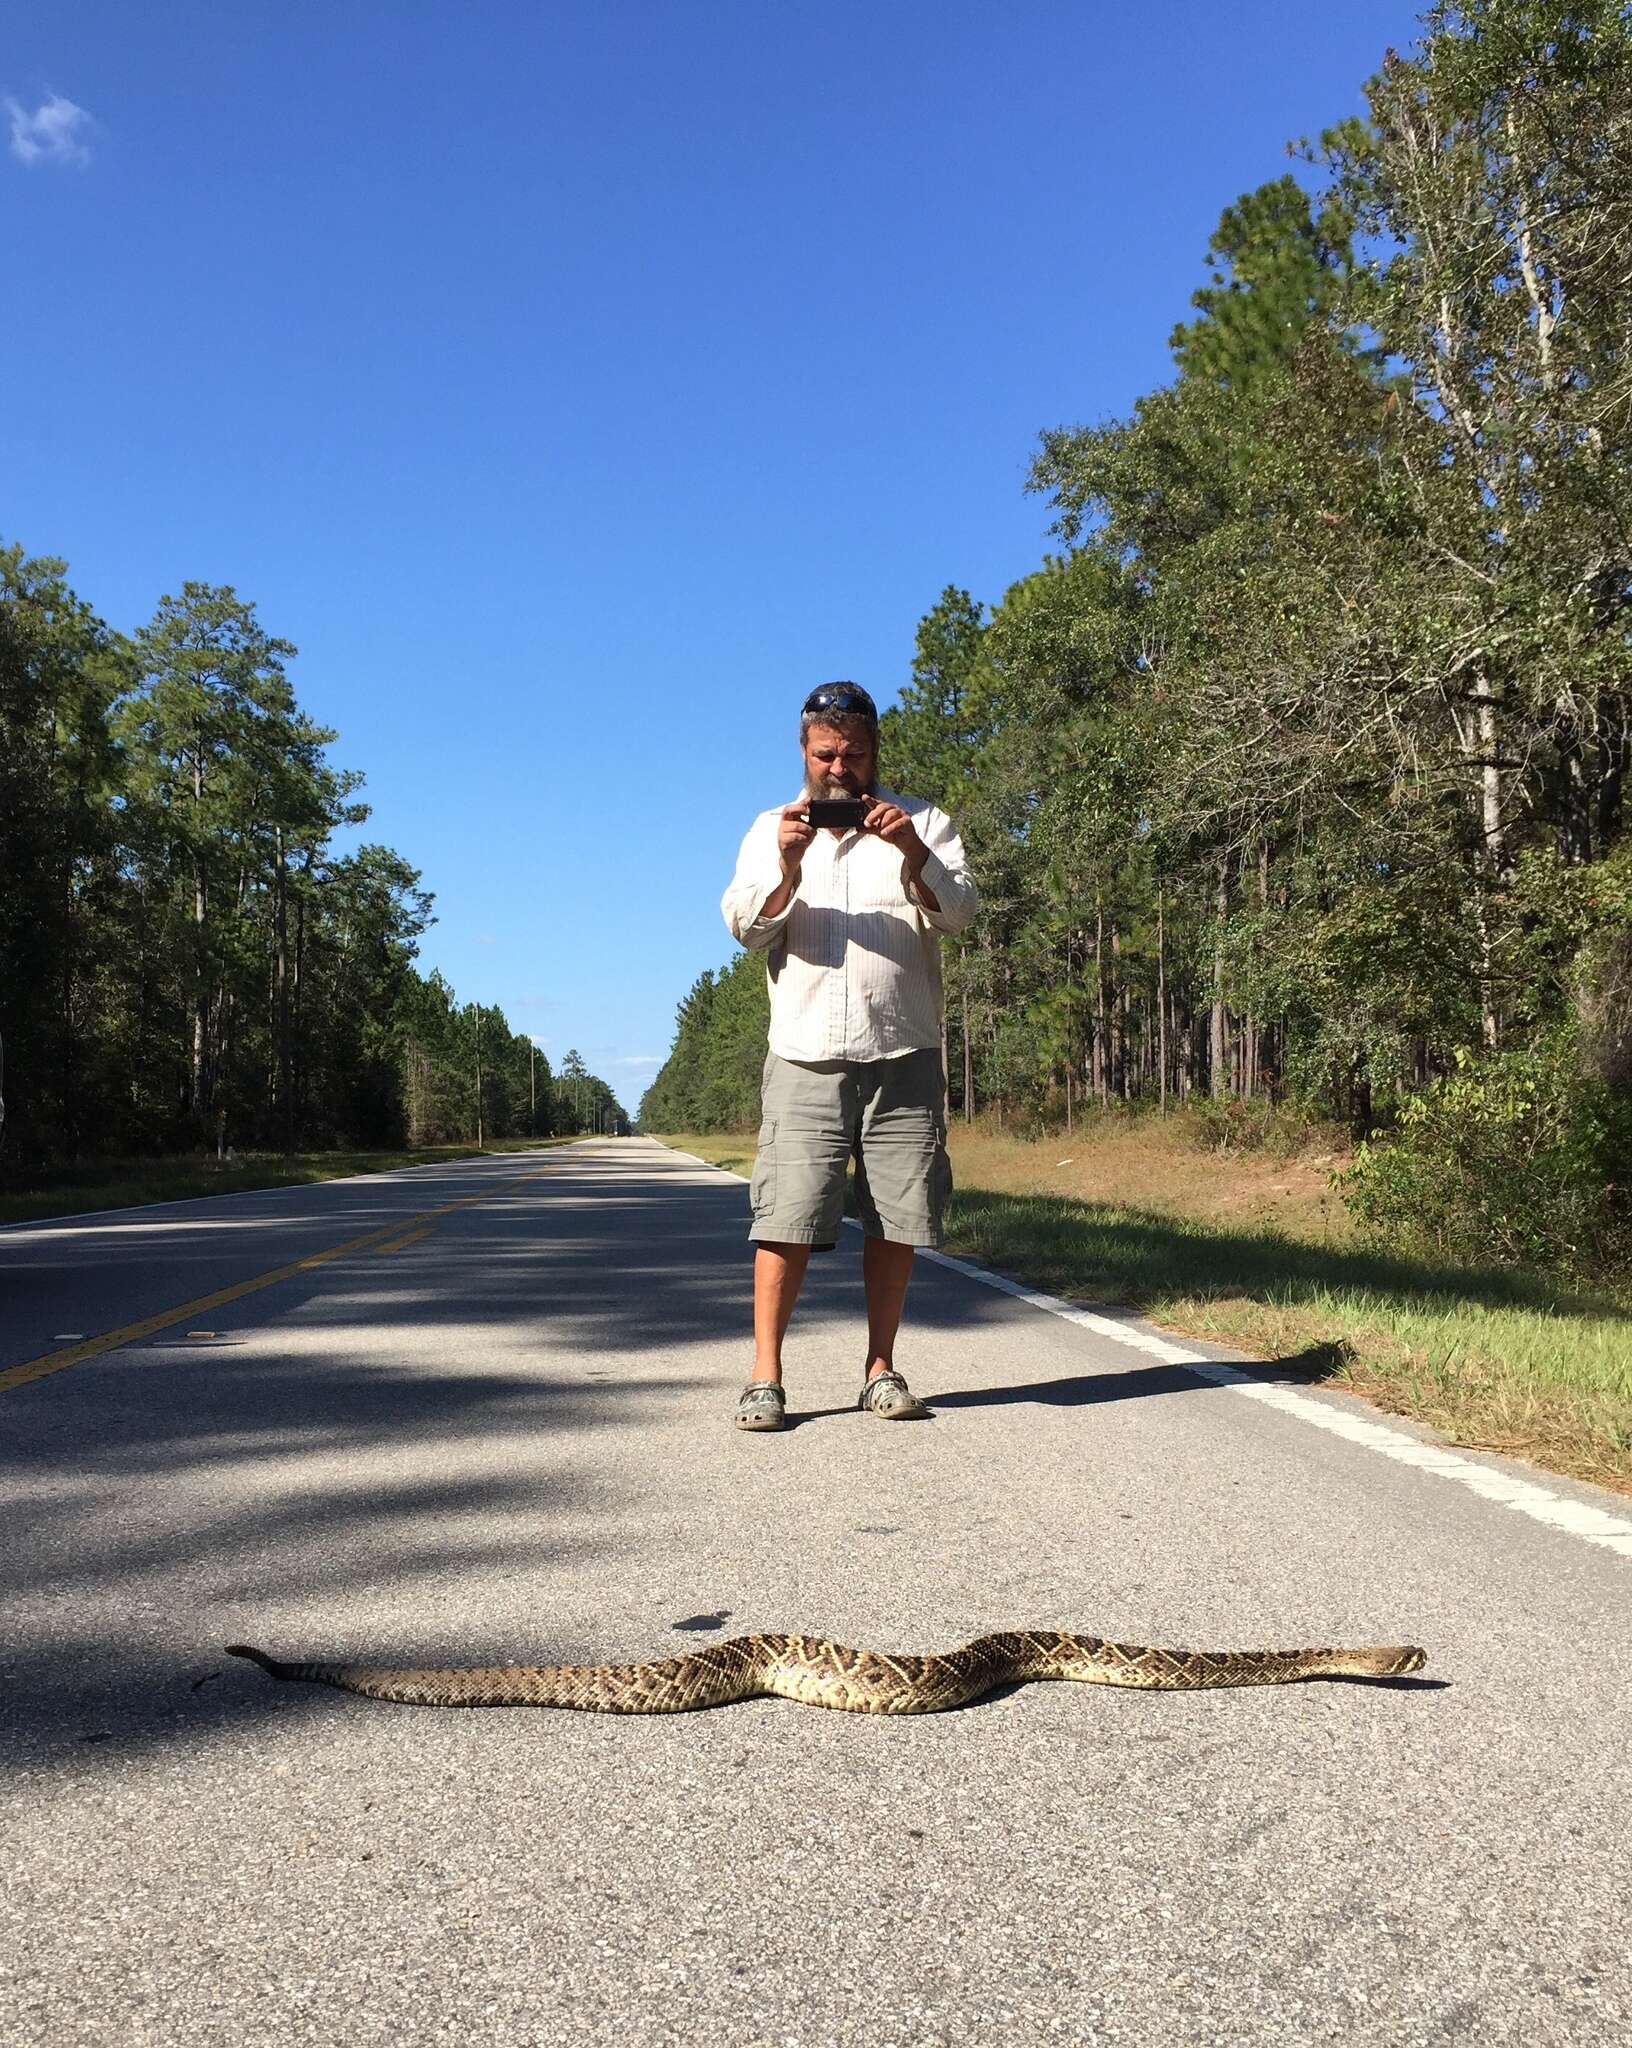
[0,1163,557,1396]
[375,1226,434,1255]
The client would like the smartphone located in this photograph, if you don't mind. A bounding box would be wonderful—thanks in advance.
[805,796,869,829]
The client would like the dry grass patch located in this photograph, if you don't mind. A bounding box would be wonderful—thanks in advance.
[948,1119,1351,1246]
[657,1132,757,1179]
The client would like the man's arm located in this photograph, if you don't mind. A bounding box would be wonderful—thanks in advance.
[721,805,817,949]
[861,798,979,935]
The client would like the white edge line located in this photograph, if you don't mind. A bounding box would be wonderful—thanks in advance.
[654,1142,1632,1563]
[910,1238,1632,1559]
[0,1143,592,1234]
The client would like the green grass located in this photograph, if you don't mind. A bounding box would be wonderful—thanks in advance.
[654,1128,1632,1495]
[0,1137,577,1226]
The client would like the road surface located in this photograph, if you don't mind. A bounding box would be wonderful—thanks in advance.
[2,1138,1628,2045]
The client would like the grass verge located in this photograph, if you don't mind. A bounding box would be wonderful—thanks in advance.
[653,1123,1632,1497]
[0,1137,577,1227]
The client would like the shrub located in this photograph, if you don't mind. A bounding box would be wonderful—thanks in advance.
[1337,1032,1631,1285]
[1188,1094,1277,1152]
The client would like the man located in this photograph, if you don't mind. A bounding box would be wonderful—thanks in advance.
[720,681,978,1432]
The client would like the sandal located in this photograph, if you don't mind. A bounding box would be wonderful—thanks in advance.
[858,1369,930,1421]
[734,1380,787,1432]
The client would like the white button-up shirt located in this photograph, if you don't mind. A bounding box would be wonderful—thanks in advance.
[721,788,979,1063]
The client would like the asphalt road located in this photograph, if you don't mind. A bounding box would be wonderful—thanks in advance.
[2,1138,1629,2046]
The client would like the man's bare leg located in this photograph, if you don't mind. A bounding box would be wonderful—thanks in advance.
[752,1242,812,1383]
[862,1236,916,1381]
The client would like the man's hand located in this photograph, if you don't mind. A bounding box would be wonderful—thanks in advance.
[861,795,927,873]
[777,802,817,877]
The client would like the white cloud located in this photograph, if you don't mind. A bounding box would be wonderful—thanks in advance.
[614,1055,661,1067]
[7,93,95,169]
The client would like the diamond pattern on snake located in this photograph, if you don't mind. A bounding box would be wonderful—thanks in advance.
[227,1631,1426,1714]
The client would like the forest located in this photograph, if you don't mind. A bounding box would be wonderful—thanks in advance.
[641,2,1632,1287]
[0,565,625,1172]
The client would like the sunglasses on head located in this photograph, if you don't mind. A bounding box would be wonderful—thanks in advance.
[802,683,877,720]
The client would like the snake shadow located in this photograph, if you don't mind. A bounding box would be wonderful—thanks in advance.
[1316,1673,1449,1691]
[948,1671,1451,1710]
[847,1671,1450,1714]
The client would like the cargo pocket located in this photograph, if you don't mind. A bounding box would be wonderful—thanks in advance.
[749,1121,778,1218]
[930,1118,953,1233]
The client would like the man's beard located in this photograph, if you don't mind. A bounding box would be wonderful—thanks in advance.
[804,768,868,798]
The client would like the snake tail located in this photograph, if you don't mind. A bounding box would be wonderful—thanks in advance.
[225,1644,285,1677]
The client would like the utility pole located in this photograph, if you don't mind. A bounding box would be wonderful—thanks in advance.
[529,1040,536,1136]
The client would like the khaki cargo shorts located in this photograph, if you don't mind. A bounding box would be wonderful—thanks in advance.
[749,1047,952,1251]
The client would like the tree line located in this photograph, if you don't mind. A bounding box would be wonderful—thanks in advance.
[0,557,625,1169]
[644,2,1631,1283]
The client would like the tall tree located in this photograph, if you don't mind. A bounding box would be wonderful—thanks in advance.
[122,585,300,1134]
[1170,172,1363,388]
[0,547,126,1160]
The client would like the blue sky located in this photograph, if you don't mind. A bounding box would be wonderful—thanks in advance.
[6,2,1424,1108]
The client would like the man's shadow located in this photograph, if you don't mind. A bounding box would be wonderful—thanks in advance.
[781,1342,1348,1424]
[941,1340,1353,1408]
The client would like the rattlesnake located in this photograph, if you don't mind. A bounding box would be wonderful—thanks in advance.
[227,1630,1425,1714]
